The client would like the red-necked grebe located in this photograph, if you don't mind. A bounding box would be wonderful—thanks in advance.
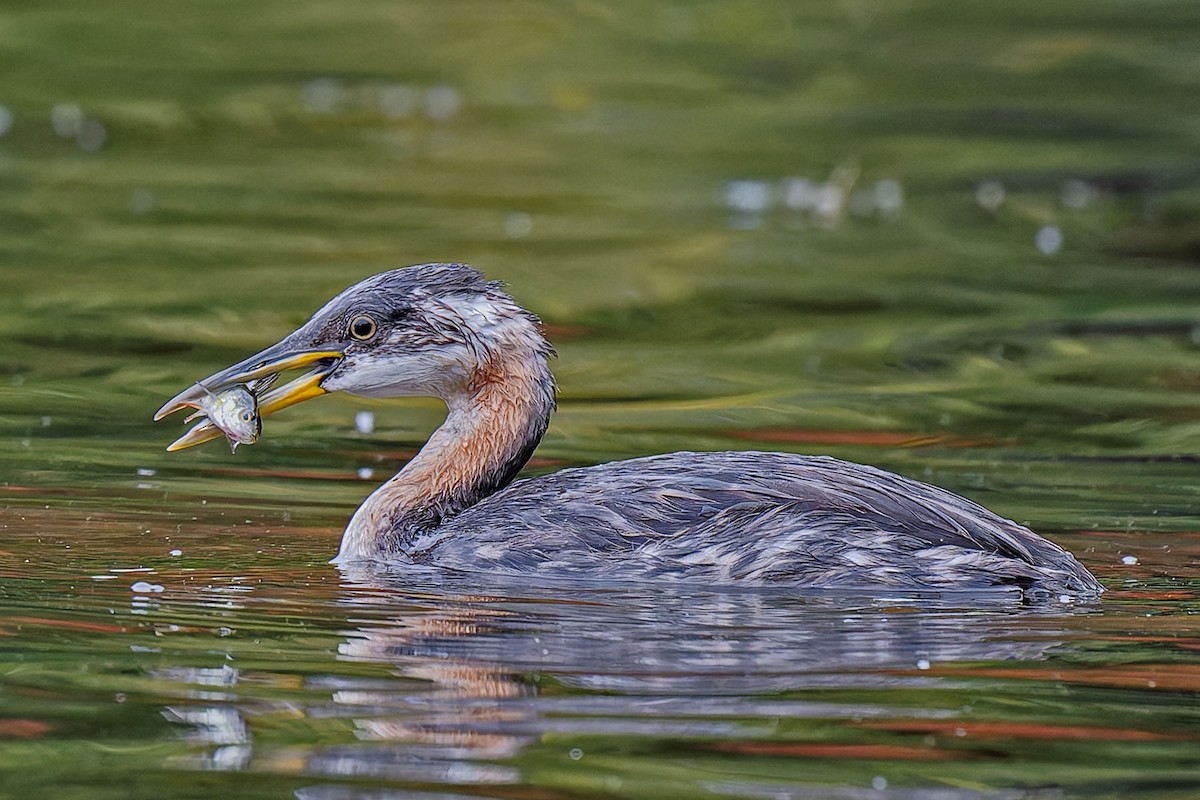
[156,263,1102,596]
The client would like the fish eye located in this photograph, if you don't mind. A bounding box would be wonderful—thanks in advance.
[349,314,378,341]
[240,411,253,422]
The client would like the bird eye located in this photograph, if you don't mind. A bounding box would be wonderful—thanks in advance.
[349,314,378,341]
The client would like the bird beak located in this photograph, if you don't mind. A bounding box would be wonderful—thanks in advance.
[154,339,344,451]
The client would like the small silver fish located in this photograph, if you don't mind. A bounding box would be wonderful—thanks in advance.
[185,384,261,452]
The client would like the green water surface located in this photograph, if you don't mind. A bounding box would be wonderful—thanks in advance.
[2,2,1200,798]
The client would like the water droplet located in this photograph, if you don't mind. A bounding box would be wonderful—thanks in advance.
[302,78,342,114]
[781,177,817,211]
[51,103,84,138]
[169,549,183,557]
[916,658,931,670]
[871,776,888,790]
[504,211,533,238]
[357,467,374,480]
[354,410,375,434]
[76,118,106,152]
[722,179,773,213]
[424,85,461,121]
[873,179,904,217]
[1036,225,1063,255]
[813,183,845,225]
[975,180,1005,212]
[130,581,164,593]
[569,747,583,761]
[1121,555,1138,565]
[1062,178,1098,210]
[136,467,156,477]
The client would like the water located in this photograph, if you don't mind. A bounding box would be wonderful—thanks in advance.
[3,1,1200,797]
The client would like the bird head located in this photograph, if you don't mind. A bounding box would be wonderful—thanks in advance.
[155,263,551,450]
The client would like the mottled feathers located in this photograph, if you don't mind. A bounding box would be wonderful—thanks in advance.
[399,451,1102,596]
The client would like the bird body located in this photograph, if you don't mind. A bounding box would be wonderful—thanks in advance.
[156,263,1103,597]
[405,451,1099,593]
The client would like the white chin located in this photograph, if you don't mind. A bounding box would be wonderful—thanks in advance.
[324,352,472,399]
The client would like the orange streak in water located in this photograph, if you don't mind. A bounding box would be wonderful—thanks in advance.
[857,720,1183,742]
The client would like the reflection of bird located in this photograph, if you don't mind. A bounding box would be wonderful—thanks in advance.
[157,263,1102,596]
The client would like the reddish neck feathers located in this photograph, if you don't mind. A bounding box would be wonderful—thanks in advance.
[335,343,554,562]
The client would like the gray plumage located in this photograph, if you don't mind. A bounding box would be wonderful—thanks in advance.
[403,451,1101,595]
[159,263,1104,598]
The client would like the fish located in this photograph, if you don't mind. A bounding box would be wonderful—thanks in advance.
[183,384,261,452]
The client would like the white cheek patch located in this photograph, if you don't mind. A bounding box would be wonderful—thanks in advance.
[327,348,474,399]
[317,290,537,401]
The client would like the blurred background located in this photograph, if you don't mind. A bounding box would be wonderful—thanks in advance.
[2,0,1199,522]
[3,1,1200,517]
[2,2,1200,798]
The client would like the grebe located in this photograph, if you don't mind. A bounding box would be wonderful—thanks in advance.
[156,263,1102,595]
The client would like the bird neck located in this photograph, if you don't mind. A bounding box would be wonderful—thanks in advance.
[334,345,555,562]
